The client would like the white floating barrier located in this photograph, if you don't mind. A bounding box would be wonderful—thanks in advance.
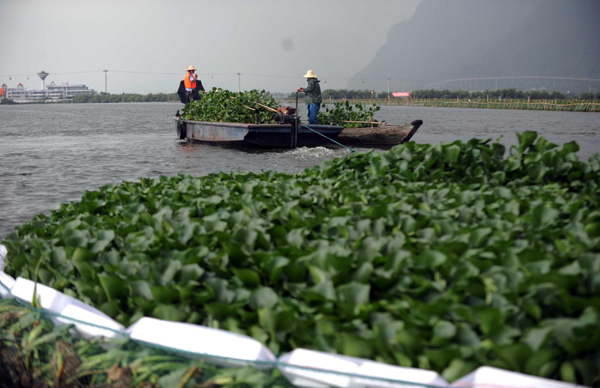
[126,317,276,369]
[0,244,7,272]
[277,348,449,388]
[10,277,125,340]
[0,271,15,298]
[354,361,449,388]
[278,348,359,388]
[451,366,588,388]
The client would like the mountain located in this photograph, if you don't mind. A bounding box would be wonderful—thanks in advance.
[349,0,600,93]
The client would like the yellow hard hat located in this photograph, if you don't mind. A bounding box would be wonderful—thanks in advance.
[187,65,197,71]
[303,70,317,78]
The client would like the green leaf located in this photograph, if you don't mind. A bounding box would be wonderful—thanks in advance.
[98,274,128,302]
[178,264,205,284]
[249,287,278,310]
[131,281,154,301]
[157,368,189,388]
[444,145,461,164]
[152,305,188,322]
[528,164,549,182]
[531,204,559,228]
[432,320,457,346]
[442,359,476,383]
[494,343,533,372]
[232,268,261,288]
[419,250,447,268]
[158,260,181,286]
[337,282,370,316]
[303,280,336,301]
[517,131,538,152]
[478,308,503,335]
[523,327,553,352]
[560,362,577,383]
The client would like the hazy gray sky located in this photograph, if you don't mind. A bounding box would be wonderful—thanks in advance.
[0,0,421,94]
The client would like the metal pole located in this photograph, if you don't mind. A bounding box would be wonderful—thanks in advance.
[237,73,241,93]
[103,70,108,93]
[292,93,299,149]
[387,78,390,102]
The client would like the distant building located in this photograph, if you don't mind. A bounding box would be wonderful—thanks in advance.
[4,80,96,103]
[47,81,96,99]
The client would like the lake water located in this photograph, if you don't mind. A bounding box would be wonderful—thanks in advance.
[1,102,599,239]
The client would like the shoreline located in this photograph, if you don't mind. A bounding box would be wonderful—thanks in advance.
[283,98,600,112]
[4,99,599,112]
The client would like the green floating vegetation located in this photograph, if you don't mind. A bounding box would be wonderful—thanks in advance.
[180,88,382,126]
[3,131,600,385]
[318,100,381,127]
[180,89,279,124]
[0,299,290,388]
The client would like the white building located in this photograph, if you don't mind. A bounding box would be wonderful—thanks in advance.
[4,79,96,103]
[46,81,96,99]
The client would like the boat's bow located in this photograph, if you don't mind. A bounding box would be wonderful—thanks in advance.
[337,119,423,146]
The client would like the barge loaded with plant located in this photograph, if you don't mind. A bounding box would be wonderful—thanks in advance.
[175,89,423,148]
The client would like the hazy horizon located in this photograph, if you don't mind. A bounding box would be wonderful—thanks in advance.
[0,0,421,94]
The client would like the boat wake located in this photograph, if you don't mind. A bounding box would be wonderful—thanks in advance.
[287,146,339,159]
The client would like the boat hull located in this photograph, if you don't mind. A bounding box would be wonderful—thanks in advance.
[174,118,423,148]
[175,119,344,148]
[338,120,423,147]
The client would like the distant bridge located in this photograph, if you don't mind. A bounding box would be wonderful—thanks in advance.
[424,76,600,91]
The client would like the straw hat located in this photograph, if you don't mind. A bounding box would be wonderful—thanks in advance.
[303,70,317,78]
[187,65,197,71]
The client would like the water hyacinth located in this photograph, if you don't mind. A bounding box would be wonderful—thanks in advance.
[180,88,279,124]
[317,100,382,127]
[3,131,600,385]
[0,299,289,387]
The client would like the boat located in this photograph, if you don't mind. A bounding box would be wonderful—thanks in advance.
[174,115,423,149]
[175,118,344,148]
[337,120,423,147]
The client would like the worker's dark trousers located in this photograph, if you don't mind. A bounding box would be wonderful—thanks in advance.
[186,90,194,103]
[307,103,321,124]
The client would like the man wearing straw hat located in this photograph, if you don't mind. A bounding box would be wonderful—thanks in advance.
[297,70,322,124]
[184,65,199,103]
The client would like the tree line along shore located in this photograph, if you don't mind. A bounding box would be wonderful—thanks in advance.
[4,88,597,112]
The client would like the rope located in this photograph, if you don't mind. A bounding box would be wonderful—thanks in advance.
[0,277,10,293]
[302,124,355,153]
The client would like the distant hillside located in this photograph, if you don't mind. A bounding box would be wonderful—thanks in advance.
[350,0,600,93]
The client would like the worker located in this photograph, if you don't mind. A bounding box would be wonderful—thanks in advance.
[178,66,205,105]
[184,65,198,103]
[297,70,322,124]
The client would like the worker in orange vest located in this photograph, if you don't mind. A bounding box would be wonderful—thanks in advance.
[184,65,198,103]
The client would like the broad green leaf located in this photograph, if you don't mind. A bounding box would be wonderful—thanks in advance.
[232,268,261,288]
[432,320,457,346]
[249,287,279,310]
[560,362,577,383]
[419,250,447,269]
[523,327,553,352]
[152,304,188,322]
[531,204,559,228]
[98,274,128,302]
[478,308,503,335]
[444,145,461,164]
[337,282,370,316]
[528,164,549,182]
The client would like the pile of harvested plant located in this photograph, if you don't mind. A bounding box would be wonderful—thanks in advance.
[180,89,279,124]
[179,89,381,127]
[0,299,291,388]
[2,132,600,385]
[318,100,381,127]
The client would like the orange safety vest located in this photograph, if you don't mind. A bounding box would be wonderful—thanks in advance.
[184,72,197,89]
